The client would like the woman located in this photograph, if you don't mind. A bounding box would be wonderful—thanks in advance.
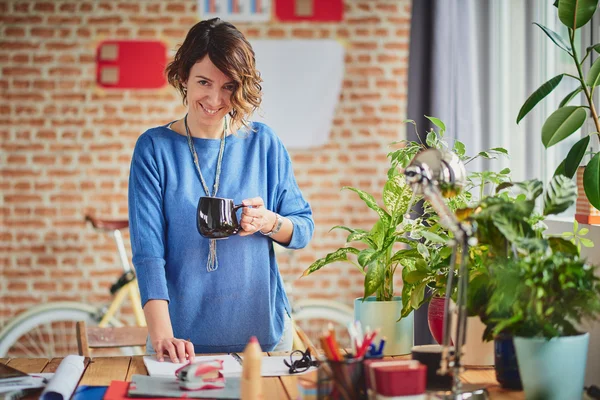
[128,18,314,363]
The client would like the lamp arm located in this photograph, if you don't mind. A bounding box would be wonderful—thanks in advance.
[421,182,470,392]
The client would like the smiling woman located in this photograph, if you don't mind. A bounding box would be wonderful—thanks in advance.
[128,18,314,363]
[165,18,262,135]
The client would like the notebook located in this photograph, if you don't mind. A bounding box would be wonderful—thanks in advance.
[128,374,241,399]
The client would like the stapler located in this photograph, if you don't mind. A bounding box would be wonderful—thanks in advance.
[175,359,226,391]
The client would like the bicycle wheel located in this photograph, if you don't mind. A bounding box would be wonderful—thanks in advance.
[0,302,122,358]
[292,299,354,350]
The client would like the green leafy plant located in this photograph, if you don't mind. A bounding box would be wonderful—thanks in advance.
[463,174,600,339]
[517,0,600,209]
[302,117,510,319]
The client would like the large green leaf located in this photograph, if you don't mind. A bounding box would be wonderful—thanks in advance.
[517,74,564,124]
[541,106,587,148]
[548,237,579,255]
[410,282,427,309]
[587,43,600,53]
[370,219,387,249]
[558,0,598,29]
[586,56,600,86]
[404,270,429,285]
[346,230,374,246]
[302,247,360,276]
[343,186,391,224]
[364,261,384,298]
[555,159,567,177]
[420,230,447,244]
[358,248,379,268]
[565,136,591,178]
[543,174,578,215]
[390,248,422,263]
[515,180,544,201]
[533,23,572,53]
[425,115,446,136]
[492,213,535,242]
[583,152,600,209]
[559,87,583,107]
[383,176,412,220]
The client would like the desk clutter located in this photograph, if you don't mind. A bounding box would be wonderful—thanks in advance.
[304,322,433,399]
[0,355,85,400]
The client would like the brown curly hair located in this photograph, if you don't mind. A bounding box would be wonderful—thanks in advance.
[165,18,262,129]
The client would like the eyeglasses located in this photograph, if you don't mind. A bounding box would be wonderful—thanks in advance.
[283,349,320,374]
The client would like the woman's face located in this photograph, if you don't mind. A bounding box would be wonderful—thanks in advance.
[185,56,235,124]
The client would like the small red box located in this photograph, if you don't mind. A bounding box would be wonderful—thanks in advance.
[96,40,167,89]
[275,0,343,22]
[365,360,427,397]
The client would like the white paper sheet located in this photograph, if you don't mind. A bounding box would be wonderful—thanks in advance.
[40,355,85,400]
[143,355,243,377]
[143,355,315,377]
[259,356,317,377]
[0,373,53,394]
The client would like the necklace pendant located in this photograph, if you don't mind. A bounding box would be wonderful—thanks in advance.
[207,239,218,272]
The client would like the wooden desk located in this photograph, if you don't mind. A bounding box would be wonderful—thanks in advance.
[0,355,524,399]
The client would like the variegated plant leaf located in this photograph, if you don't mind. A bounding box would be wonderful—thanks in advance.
[301,247,360,276]
[343,186,391,224]
[543,174,577,215]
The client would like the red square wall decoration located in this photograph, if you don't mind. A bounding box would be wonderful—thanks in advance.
[96,40,168,89]
[275,0,343,22]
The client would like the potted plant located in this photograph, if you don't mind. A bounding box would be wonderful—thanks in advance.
[516,0,600,224]
[464,175,600,396]
[301,117,510,355]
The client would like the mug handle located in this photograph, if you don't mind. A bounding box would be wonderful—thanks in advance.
[233,204,248,212]
[232,204,249,235]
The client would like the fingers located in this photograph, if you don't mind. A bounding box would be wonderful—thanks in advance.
[239,198,268,236]
[162,341,179,363]
[185,340,195,362]
[242,197,264,207]
[155,338,194,363]
[154,341,165,362]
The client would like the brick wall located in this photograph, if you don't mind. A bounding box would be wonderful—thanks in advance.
[0,0,412,326]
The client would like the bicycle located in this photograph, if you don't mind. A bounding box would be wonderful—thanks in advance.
[0,215,146,358]
[0,216,354,357]
[274,244,355,351]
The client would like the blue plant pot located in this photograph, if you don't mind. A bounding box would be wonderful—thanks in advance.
[514,333,589,400]
[354,296,414,356]
[494,333,522,390]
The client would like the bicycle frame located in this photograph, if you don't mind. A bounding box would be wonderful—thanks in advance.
[86,216,146,328]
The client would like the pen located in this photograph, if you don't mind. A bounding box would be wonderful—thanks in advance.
[230,352,243,366]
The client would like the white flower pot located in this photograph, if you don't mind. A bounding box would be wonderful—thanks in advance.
[354,296,414,356]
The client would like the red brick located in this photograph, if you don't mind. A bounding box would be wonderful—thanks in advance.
[0,41,40,50]
[166,3,186,12]
[118,3,140,12]
[34,2,55,12]
[5,27,26,37]
[47,16,82,24]
[60,3,77,12]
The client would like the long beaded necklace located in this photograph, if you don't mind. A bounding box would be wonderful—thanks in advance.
[184,113,227,272]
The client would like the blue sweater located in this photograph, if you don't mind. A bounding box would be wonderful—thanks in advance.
[128,122,314,353]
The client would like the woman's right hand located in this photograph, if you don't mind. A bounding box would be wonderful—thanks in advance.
[153,337,195,363]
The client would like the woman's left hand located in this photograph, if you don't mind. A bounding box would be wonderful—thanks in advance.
[239,197,275,236]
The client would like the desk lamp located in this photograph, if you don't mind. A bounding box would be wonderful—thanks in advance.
[404,149,488,400]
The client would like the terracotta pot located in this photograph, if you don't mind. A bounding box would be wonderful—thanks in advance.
[576,166,600,224]
[427,296,446,344]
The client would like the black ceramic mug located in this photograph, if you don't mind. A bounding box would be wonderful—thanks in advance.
[196,196,247,239]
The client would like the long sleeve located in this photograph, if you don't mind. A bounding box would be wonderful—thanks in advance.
[274,145,314,250]
[128,133,170,307]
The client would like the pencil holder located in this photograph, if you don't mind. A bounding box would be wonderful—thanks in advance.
[317,357,367,400]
